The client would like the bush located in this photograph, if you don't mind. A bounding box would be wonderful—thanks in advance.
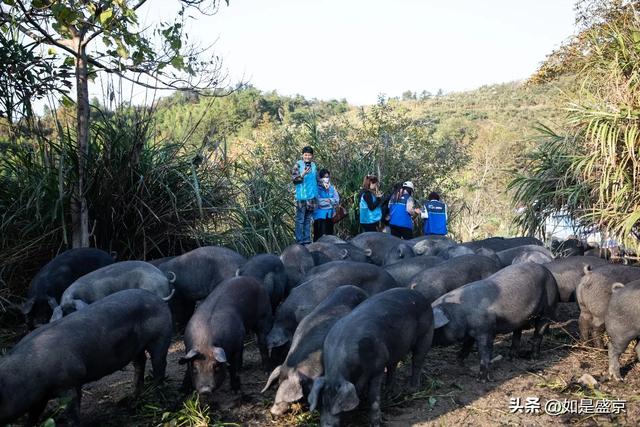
[0,106,233,299]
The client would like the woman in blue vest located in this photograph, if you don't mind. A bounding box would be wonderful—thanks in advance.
[421,191,448,235]
[313,169,340,241]
[291,146,318,245]
[358,175,383,232]
[388,181,420,239]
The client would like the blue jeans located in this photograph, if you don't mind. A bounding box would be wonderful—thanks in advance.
[295,202,314,244]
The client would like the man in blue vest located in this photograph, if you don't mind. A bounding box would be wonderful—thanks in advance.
[291,146,318,245]
[421,191,448,235]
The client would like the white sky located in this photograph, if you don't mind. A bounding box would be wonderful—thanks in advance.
[132,0,577,105]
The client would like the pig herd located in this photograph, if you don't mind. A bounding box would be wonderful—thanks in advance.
[3,232,639,426]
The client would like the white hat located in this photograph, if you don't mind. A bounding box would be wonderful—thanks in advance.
[402,181,414,190]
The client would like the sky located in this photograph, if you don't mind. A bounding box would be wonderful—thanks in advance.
[133,0,577,106]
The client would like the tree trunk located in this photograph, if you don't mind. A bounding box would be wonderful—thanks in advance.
[71,40,90,248]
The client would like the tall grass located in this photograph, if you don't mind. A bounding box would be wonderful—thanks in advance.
[508,125,592,238]
[512,5,640,248]
[0,105,233,299]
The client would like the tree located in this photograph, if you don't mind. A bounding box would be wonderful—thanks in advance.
[0,28,71,126]
[1,0,228,247]
[516,1,640,248]
[401,90,416,101]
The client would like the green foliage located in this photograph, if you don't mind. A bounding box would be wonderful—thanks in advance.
[0,104,233,296]
[0,29,71,125]
[160,393,211,427]
[508,125,591,238]
[150,81,563,242]
[514,2,640,248]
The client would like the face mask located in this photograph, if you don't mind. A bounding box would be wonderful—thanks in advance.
[321,177,330,184]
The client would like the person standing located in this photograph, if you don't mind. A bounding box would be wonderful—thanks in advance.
[388,181,420,239]
[313,169,340,241]
[291,146,317,245]
[421,191,448,235]
[358,175,383,232]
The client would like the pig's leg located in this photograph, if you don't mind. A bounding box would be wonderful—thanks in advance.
[592,319,606,349]
[255,330,270,370]
[509,329,522,360]
[457,336,474,364]
[578,311,593,344]
[385,362,397,393]
[531,317,550,358]
[230,352,242,391]
[368,373,384,427]
[25,398,48,427]
[148,335,170,384]
[65,387,82,426]
[132,352,147,397]
[409,327,433,390]
[608,335,632,381]
[476,333,495,382]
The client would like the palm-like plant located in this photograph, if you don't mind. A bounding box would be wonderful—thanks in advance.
[513,4,640,248]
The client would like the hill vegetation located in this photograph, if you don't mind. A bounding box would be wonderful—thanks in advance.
[4,0,640,302]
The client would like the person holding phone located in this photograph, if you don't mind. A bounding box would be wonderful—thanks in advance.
[291,146,318,245]
[313,169,340,241]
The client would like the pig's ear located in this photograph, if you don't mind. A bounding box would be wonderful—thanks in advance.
[212,346,227,363]
[308,376,325,411]
[330,381,359,415]
[179,349,203,365]
[72,299,89,311]
[433,306,450,329]
[611,282,625,292]
[21,298,35,315]
[267,328,290,349]
[50,306,63,322]
[279,372,303,403]
[261,365,282,393]
[398,245,407,259]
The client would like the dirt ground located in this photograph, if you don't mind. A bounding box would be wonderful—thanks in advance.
[5,304,640,426]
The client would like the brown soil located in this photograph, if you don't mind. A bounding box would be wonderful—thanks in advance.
[6,304,640,426]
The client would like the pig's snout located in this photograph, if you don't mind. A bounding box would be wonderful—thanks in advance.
[198,386,213,395]
[270,401,290,416]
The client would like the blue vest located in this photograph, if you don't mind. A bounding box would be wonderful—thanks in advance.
[359,192,382,224]
[295,160,317,201]
[389,194,413,229]
[314,184,336,220]
[423,200,447,235]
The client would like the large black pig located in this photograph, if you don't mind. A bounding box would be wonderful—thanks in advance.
[262,285,368,416]
[308,288,433,427]
[180,276,273,394]
[576,264,640,348]
[432,262,558,380]
[0,289,172,426]
[266,261,397,356]
[606,279,640,381]
[22,248,114,329]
